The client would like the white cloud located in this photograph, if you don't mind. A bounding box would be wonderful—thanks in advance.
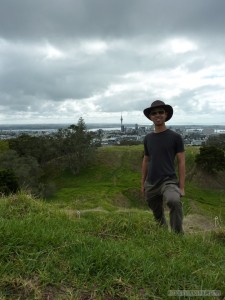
[169,38,198,54]
[42,43,65,60]
[80,40,109,55]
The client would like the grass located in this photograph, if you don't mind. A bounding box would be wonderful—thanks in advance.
[0,145,225,299]
[0,193,225,299]
[185,183,225,221]
[47,145,145,211]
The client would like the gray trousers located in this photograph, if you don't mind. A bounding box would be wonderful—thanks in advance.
[144,180,183,234]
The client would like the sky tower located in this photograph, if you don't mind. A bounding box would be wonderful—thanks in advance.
[120,114,124,132]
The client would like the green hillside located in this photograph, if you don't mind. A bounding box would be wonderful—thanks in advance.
[0,145,224,299]
[47,146,146,211]
[48,145,225,225]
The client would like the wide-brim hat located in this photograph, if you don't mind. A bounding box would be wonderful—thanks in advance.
[143,100,173,122]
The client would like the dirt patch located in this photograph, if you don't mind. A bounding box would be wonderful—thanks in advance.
[182,198,217,233]
[63,207,108,218]
[63,206,220,235]
[183,213,215,233]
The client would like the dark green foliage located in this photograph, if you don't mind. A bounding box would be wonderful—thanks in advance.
[0,150,41,194]
[5,118,95,196]
[8,134,55,165]
[206,134,225,150]
[0,169,19,195]
[119,140,142,146]
[0,140,9,153]
[9,135,42,160]
[195,146,225,174]
[50,117,95,175]
[8,118,94,175]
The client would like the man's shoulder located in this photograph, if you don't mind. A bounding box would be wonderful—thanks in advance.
[167,129,182,138]
[167,130,184,150]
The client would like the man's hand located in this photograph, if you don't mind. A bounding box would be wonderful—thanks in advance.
[180,188,185,197]
[140,185,146,204]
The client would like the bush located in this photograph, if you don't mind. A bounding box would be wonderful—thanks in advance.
[195,146,225,174]
[3,118,95,196]
[206,134,225,150]
[0,150,41,195]
[0,169,20,195]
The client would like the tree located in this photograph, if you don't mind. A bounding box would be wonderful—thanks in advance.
[51,117,95,174]
[3,118,95,196]
[206,134,225,150]
[195,146,225,174]
[0,140,9,153]
[0,169,19,195]
[8,134,55,165]
[0,150,41,195]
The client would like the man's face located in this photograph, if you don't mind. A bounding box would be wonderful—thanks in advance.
[149,108,167,125]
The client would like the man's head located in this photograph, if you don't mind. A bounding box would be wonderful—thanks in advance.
[143,100,173,122]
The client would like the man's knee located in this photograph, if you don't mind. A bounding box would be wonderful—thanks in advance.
[147,198,163,213]
[163,184,181,207]
[166,197,182,211]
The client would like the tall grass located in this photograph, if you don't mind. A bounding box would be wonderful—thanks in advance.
[0,145,224,299]
[0,192,224,299]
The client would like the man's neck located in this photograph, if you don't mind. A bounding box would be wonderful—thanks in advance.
[154,124,167,133]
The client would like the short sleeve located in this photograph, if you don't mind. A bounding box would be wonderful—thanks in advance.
[176,134,184,153]
[144,136,149,156]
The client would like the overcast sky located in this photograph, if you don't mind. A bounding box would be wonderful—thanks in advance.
[1,0,225,125]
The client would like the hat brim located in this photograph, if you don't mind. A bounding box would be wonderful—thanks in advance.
[143,104,173,122]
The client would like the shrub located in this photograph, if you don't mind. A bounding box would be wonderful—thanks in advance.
[0,150,41,195]
[0,169,20,195]
[206,134,225,150]
[195,146,225,174]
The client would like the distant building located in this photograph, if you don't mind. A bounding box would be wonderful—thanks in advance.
[202,127,214,135]
[120,114,125,132]
[214,129,225,134]
[191,139,204,146]
[185,128,203,133]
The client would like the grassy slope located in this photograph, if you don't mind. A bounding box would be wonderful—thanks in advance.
[0,145,225,299]
[47,146,147,211]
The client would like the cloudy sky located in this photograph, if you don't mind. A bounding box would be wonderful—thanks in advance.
[1,0,225,125]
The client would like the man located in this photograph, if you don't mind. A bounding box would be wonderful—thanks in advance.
[141,100,185,233]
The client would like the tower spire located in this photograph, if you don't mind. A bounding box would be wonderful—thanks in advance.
[120,113,124,132]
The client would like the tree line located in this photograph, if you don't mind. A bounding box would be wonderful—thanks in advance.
[0,118,96,197]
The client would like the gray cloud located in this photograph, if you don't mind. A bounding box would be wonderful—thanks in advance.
[0,0,225,124]
[1,0,225,40]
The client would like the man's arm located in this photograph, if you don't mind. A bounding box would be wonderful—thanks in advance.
[176,151,185,196]
[141,155,149,193]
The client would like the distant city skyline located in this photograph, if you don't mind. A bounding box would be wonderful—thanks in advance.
[1,116,225,126]
[1,121,225,144]
[1,122,225,130]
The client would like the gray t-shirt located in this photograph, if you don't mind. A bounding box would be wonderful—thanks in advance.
[144,129,184,185]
